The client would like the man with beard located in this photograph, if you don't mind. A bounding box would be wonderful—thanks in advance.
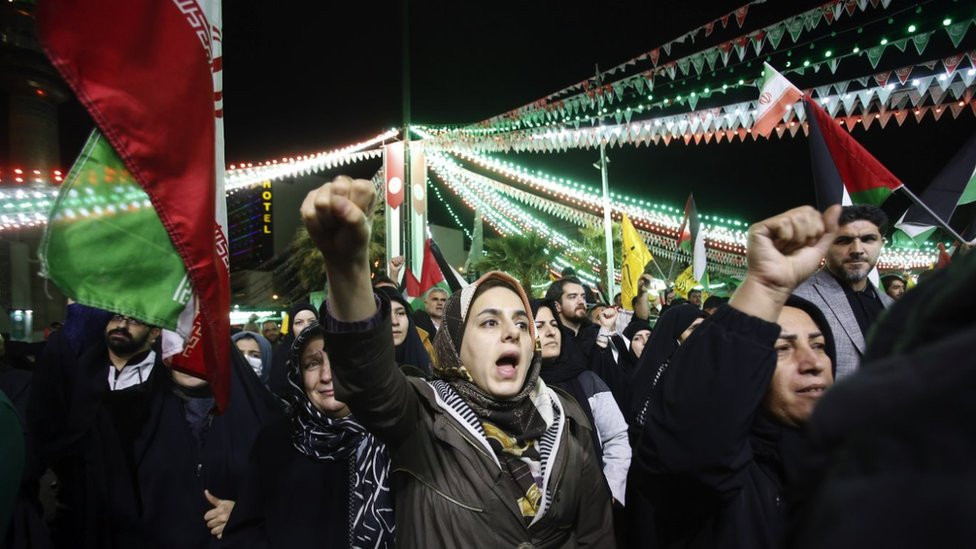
[104,314,162,390]
[544,278,606,364]
[794,205,894,379]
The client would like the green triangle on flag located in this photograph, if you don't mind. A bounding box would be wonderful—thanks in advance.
[912,32,931,55]
[767,24,786,49]
[946,21,971,48]
[866,46,885,69]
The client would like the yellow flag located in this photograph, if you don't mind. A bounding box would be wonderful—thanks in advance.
[620,214,654,310]
[673,264,697,299]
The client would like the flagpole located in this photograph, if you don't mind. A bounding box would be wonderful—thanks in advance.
[596,64,616,301]
[649,256,668,281]
[898,186,972,244]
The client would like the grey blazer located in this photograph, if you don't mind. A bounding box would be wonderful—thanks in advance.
[793,269,894,379]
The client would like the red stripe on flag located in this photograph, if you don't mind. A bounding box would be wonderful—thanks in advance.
[38,0,230,410]
[804,96,903,196]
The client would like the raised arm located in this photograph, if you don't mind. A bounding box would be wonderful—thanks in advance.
[300,176,421,446]
[637,206,840,500]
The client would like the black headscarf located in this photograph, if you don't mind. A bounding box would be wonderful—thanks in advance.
[622,317,652,365]
[285,323,395,548]
[530,299,601,462]
[376,287,432,375]
[268,302,319,397]
[627,304,706,418]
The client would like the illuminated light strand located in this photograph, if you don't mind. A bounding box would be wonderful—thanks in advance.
[427,179,473,240]
[467,0,908,130]
[425,61,976,153]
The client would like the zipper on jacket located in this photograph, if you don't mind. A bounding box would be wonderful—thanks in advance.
[394,467,485,512]
[445,421,499,467]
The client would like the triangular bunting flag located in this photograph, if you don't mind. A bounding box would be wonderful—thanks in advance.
[833,80,850,95]
[806,10,822,30]
[663,43,672,56]
[735,6,748,27]
[891,38,907,52]
[649,48,660,67]
[705,21,715,37]
[946,21,970,49]
[767,25,786,50]
[912,32,930,55]
[752,31,767,56]
[677,57,691,76]
[914,106,928,123]
[856,76,870,87]
[789,122,801,137]
[930,84,947,106]
[861,114,875,131]
[721,14,730,28]
[705,49,720,72]
[787,17,805,42]
[932,106,945,121]
[841,93,858,114]
[691,54,705,75]
[775,125,786,139]
[878,110,894,128]
[827,97,843,117]
[950,100,966,119]
[877,85,893,107]
[866,46,885,69]
[895,66,913,84]
[815,85,832,99]
[737,127,748,141]
[683,133,693,146]
[845,0,858,16]
[874,71,891,88]
[944,53,964,75]
[894,109,908,126]
[823,4,835,24]
[687,94,699,111]
[827,58,840,74]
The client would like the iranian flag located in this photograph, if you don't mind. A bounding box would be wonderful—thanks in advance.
[803,96,903,208]
[753,63,802,138]
[894,132,976,245]
[677,193,706,282]
[37,0,231,409]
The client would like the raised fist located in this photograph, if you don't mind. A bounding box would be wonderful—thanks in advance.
[745,205,840,294]
[300,176,377,273]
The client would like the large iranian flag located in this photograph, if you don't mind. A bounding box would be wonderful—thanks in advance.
[37,0,231,409]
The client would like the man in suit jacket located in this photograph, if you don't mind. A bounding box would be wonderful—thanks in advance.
[794,205,895,379]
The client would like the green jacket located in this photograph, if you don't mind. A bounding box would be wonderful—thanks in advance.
[326,304,615,548]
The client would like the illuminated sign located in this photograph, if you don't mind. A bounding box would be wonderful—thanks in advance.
[261,180,272,235]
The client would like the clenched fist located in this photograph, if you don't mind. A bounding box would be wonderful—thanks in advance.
[730,205,840,322]
[300,176,379,321]
[300,176,377,272]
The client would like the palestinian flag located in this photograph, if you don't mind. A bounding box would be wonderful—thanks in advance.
[404,239,465,309]
[803,96,903,208]
[894,131,976,245]
[754,63,803,138]
[37,0,231,409]
[677,193,706,282]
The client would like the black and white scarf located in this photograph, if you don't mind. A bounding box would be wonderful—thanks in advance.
[288,324,395,548]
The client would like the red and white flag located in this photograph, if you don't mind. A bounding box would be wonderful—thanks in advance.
[754,63,803,138]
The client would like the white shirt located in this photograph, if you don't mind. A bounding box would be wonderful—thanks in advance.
[107,350,156,391]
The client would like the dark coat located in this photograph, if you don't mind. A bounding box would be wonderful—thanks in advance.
[789,254,976,548]
[221,416,351,548]
[29,334,280,549]
[324,300,615,548]
[629,305,791,549]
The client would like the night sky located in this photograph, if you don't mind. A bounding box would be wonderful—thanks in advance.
[60,0,976,233]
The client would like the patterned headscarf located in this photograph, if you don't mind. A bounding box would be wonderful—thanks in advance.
[287,323,395,548]
[431,271,550,523]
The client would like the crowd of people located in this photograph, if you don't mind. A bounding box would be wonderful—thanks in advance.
[0,175,972,548]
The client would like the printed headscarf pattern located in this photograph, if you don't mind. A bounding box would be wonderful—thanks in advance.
[286,323,395,548]
[432,271,549,523]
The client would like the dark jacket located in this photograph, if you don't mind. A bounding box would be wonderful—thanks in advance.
[789,254,976,548]
[629,305,790,549]
[221,416,351,548]
[29,335,280,548]
[323,300,615,548]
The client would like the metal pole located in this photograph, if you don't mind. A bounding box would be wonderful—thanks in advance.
[596,64,616,300]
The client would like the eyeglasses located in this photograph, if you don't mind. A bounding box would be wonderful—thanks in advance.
[110,314,146,327]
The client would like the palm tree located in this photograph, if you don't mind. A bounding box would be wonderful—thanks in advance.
[279,210,386,298]
[473,232,552,297]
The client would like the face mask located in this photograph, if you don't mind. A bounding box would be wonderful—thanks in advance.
[244,355,263,376]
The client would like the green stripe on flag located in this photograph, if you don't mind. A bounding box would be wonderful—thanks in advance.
[40,131,191,329]
[849,186,894,206]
